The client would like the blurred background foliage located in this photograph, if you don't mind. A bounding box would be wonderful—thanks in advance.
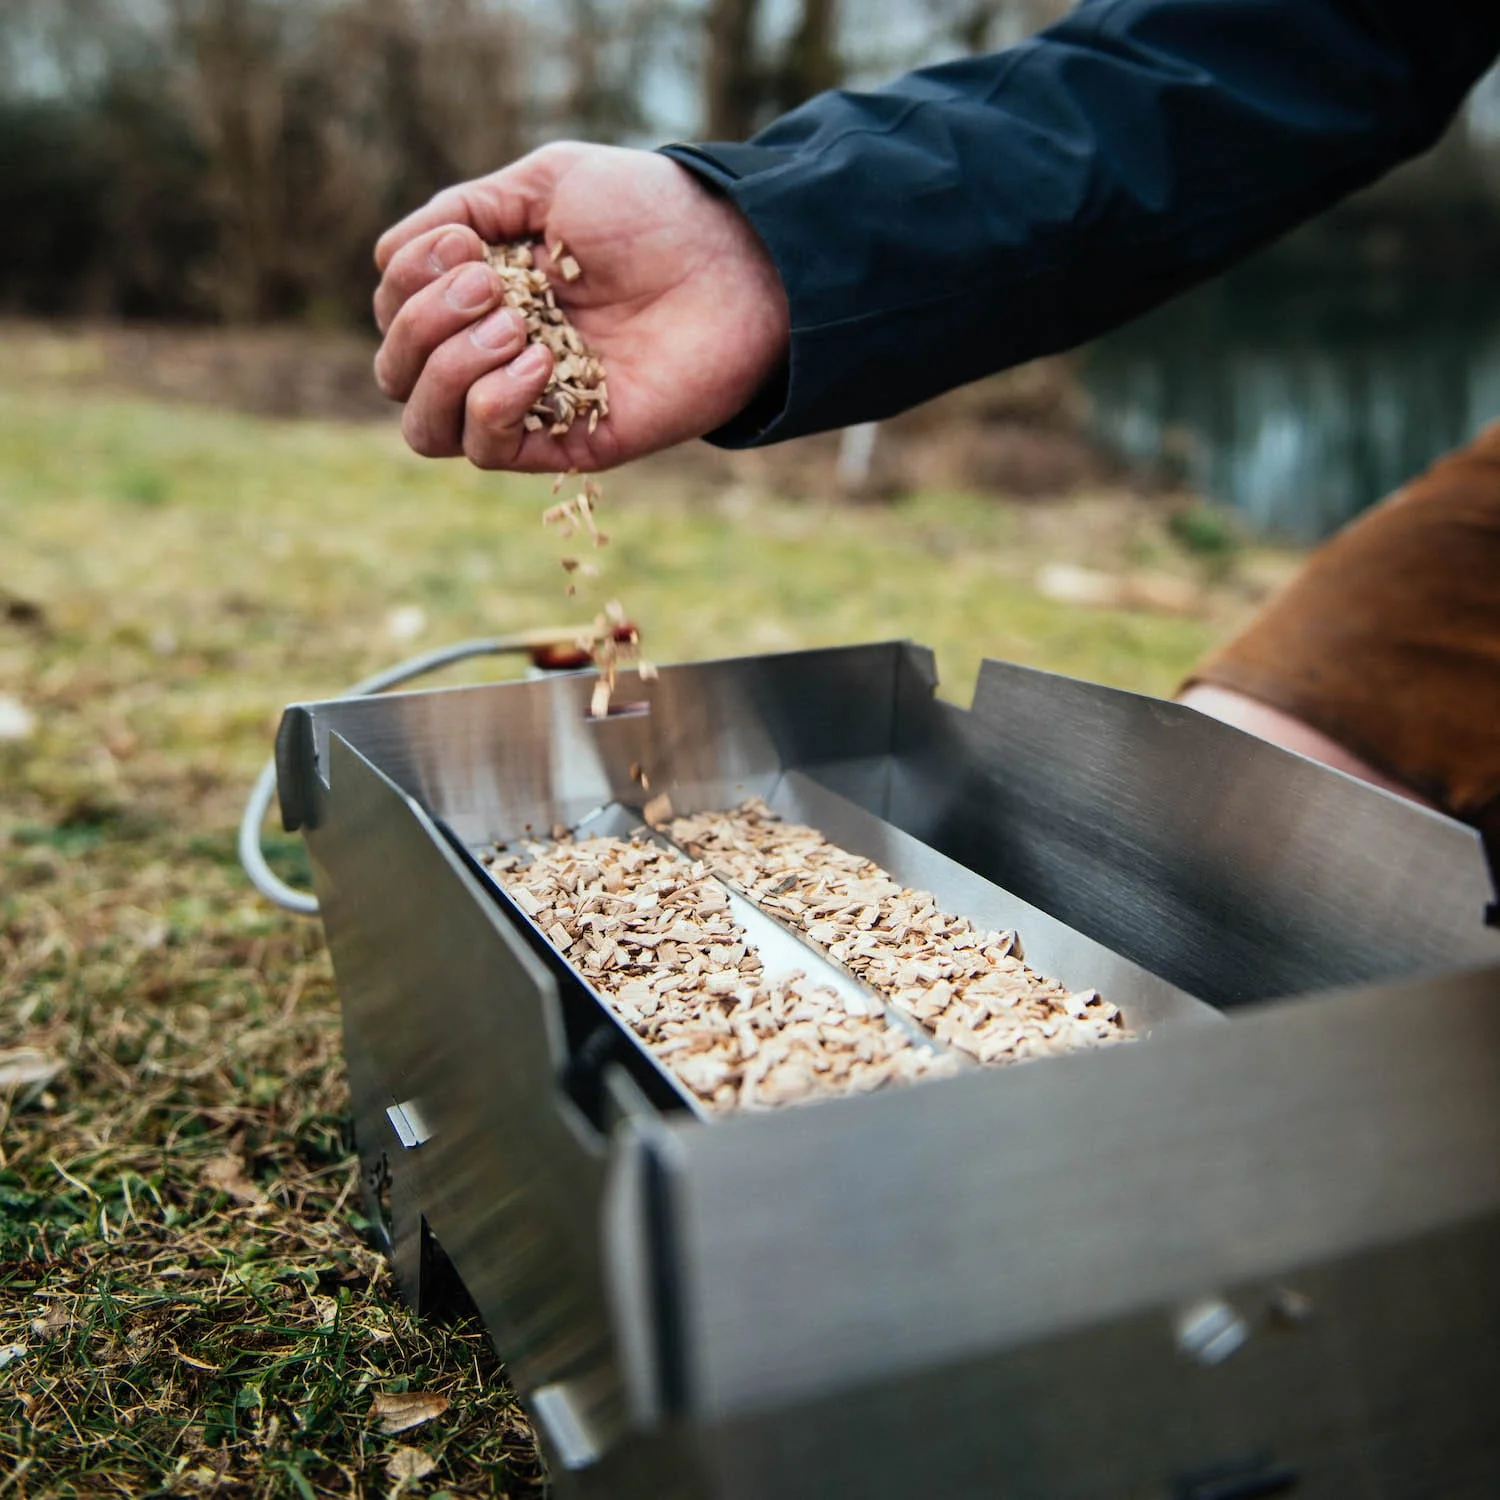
[4,0,1498,328]
[0,0,854,325]
[2,0,1500,537]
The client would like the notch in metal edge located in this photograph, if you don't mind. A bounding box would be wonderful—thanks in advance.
[385,1098,434,1149]
[530,1382,605,1471]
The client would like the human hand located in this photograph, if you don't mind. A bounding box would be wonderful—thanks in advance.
[372,143,790,473]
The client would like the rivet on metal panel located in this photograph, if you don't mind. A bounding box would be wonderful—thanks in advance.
[385,1099,434,1150]
[1174,1297,1249,1365]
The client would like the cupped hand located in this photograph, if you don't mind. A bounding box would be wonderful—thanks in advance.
[372,143,790,473]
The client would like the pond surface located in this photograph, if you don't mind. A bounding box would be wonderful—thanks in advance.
[1083,254,1500,542]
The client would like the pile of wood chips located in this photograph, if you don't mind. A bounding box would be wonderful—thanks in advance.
[491,833,957,1111]
[491,834,957,1111]
[669,800,1127,1067]
[491,800,1126,1114]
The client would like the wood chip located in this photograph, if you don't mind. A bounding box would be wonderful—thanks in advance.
[642,793,674,827]
[488,237,641,711]
[666,798,1131,1070]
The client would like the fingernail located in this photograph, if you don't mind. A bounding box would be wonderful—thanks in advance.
[471,307,523,351]
[446,263,496,313]
[508,343,550,381]
[429,230,471,274]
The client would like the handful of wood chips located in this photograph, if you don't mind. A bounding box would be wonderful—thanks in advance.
[483,239,608,436]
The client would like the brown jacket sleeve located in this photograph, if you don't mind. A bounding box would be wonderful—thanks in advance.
[1186,423,1500,840]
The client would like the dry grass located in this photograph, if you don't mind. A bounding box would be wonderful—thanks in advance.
[0,324,1298,1497]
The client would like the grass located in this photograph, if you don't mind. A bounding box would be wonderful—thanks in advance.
[0,329,1293,1496]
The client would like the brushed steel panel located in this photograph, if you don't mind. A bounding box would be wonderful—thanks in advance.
[885,660,1499,1004]
[774,769,1214,1035]
[640,966,1500,1420]
[306,735,628,1446]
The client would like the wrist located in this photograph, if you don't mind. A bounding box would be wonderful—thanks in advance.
[660,147,791,441]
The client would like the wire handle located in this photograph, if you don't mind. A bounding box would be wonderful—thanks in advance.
[238,633,594,915]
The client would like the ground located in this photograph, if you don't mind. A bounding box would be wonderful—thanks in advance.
[0,322,1300,1497]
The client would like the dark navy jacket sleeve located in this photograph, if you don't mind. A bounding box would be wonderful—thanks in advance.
[660,0,1500,447]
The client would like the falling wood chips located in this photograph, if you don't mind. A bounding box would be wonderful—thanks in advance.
[370,1390,451,1435]
[491,799,1127,1113]
[487,238,652,715]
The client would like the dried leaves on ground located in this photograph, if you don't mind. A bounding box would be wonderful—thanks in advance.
[0,854,544,1497]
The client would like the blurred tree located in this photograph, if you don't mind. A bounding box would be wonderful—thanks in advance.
[704,0,842,141]
[168,0,295,320]
[561,0,651,140]
[769,0,838,117]
[916,0,1070,55]
[0,96,109,314]
[2,0,1496,326]
[704,0,761,140]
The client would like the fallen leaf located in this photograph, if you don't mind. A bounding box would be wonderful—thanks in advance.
[385,1445,439,1500]
[0,1345,27,1369]
[0,694,35,741]
[370,1390,449,1435]
[385,1446,438,1486]
[29,1306,68,1340]
[201,1154,269,1207]
[0,1049,63,1089]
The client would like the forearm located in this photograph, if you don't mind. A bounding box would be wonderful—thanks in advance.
[664,0,1499,446]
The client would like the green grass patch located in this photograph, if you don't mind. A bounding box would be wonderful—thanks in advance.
[0,336,1291,1495]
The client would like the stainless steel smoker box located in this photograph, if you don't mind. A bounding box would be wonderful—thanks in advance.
[276,642,1500,1499]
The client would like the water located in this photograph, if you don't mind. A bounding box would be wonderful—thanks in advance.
[1083,254,1500,542]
